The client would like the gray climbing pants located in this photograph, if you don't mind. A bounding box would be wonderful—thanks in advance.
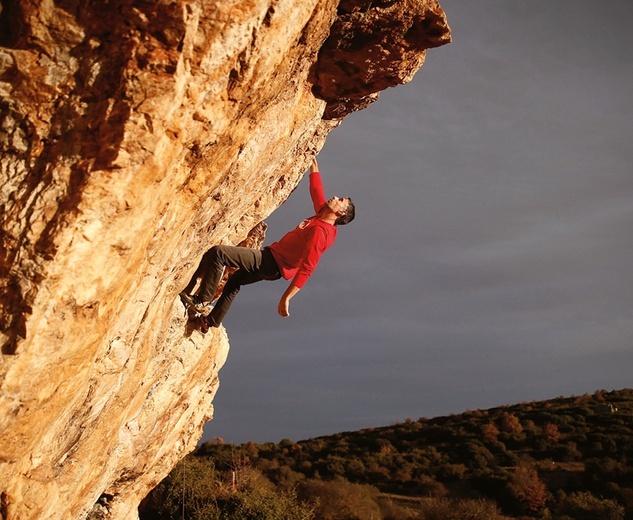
[185,245,281,326]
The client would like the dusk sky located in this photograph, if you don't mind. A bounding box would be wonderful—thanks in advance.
[202,0,633,445]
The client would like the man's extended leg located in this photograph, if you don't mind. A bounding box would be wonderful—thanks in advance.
[204,269,259,327]
[181,245,262,310]
[181,248,214,296]
[204,247,280,327]
[197,245,266,302]
[180,246,254,312]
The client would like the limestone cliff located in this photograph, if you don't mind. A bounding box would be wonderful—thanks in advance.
[0,0,450,518]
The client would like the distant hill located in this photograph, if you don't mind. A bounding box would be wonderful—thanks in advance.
[142,389,632,519]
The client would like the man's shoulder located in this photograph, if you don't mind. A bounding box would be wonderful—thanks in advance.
[312,218,336,231]
[310,219,337,242]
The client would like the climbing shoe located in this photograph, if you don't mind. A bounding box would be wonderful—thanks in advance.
[199,314,219,334]
[179,292,209,313]
[199,315,210,334]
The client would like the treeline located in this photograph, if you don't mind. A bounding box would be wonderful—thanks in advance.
[140,388,632,519]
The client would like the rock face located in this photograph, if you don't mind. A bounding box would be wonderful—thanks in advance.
[0,0,450,518]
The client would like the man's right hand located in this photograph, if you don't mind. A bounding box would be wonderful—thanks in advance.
[278,284,300,318]
[278,297,290,318]
[310,156,319,173]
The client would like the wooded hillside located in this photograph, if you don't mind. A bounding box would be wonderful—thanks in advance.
[142,388,632,519]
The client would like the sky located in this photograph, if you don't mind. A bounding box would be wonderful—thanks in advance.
[202,0,633,445]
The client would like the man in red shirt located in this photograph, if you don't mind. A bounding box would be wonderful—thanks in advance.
[180,156,355,331]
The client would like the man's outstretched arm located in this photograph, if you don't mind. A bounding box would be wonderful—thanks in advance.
[309,156,327,212]
[278,284,300,317]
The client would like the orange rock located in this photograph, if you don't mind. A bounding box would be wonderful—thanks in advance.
[0,1,450,518]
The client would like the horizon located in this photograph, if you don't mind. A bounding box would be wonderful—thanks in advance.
[202,386,630,444]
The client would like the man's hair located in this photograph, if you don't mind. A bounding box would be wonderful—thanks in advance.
[335,198,355,226]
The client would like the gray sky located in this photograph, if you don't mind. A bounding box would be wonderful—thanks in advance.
[202,0,633,444]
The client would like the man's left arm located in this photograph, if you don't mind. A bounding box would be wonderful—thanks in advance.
[277,226,330,317]
[309,156,327,212]
[278,284,300,317]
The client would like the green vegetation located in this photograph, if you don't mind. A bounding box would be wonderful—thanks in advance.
[140,389,632,519]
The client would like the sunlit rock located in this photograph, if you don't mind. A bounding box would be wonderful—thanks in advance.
[0,0,450,517]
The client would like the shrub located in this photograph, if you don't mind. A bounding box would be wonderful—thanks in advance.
[555,491,625,520]
[345,458,366,481]
[222,486,314,520]
[140,457,313,520]
[297,479,382,520]
[408,474,447,498]
[542,423,560,443]
[459,441,494,472]
[267,464,306,489]
[557,441,583,461]
[141,456,220,520]
[413,497,503,520]
[498,413,523,434]
[436,463,468,481]
[378,497,420,520]
[508,465,548,513]
[482,423,500,442]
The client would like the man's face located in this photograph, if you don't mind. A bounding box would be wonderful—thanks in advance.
[327,196,349,216]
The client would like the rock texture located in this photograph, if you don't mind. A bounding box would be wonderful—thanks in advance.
[0,0,450,518]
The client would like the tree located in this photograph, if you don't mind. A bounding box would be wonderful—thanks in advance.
[482,423,500,442]
[541,423,560,443]
[508,465,548,513]
[555,491,625,520]
[498,413,523,434]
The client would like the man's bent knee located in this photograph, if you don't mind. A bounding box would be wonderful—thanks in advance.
[210,245,232,266]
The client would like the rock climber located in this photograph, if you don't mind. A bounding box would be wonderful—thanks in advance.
[180,155,355,332]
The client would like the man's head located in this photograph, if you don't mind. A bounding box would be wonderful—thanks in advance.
[329,197,355,226]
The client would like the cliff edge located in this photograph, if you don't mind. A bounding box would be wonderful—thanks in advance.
[0,1,450,518]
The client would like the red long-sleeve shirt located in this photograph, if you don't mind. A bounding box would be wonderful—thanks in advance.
[269,171,337,288]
